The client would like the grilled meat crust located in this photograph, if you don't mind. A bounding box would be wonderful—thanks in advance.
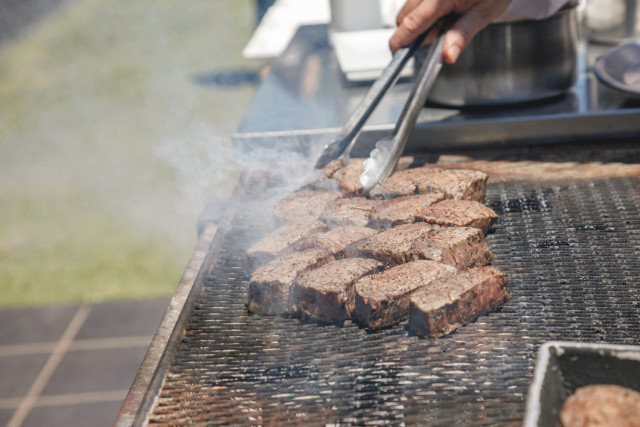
[248,249,334,315]
[320,197,381,228]
[273,189,342,224]
[417,199,498,234]
[292,226,377,256]
[352,223,436,266]
[369,193,446,229]
[410,226,493,270]
[246,221,327,271]
[353,260,458,330]
[409,266,509,338]
[369,167,488,202]
[293,258,384,323]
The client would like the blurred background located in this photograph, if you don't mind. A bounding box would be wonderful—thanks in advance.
[0,0,264,425]
[0,0,259,307]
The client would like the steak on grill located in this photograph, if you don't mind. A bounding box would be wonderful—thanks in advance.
[353,260,458,330]
[417,199,498,235]
[246,221,327,271]
[559,384,640,427]
[352,223,436,266]
[322,158,366,196]
[369,167,488,202]
[319,197,381,228]
[369,193,446,229]
[247,249,334,315]
[293,257,384,323]
[409,266,509,338]
[410,226,493,269]
[291,226,377,256]
[273,189,342,224]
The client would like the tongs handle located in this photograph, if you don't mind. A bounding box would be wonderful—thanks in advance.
[314,30,430,169]
[360,15,456,194]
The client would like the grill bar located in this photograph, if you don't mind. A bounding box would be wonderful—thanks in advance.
[130,172,640,426]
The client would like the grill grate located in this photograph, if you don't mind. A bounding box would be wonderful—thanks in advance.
[147,177,640,426]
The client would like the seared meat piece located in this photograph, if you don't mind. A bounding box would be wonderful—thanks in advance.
[292,226,377,256]
[559,385,640,427]
[369,193,445,229]
[273,189,342,224]
[417,199,498,235]
[293,258,383,323]
[352,223,436,266]
[409,266,509,338]
[247,249,334,315]
[410,226,493,269]
[320,197,381,228]
[369,167,488,202]
[353,260,457,330]
[322,158,366,196]
[246,221,327,271]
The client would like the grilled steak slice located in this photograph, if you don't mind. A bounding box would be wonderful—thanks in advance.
[320,197,381,228]
[323,158,366,196]
[559,385,640,427]
[410,226,493,269]
[353,260,457,330]
[273,189,342,224]
[247,249,334,315]
[293,258,383,323]
[409,266,509,338]
[352,223,436,266]
[417,199,498,235]
[369,167,488,202]
[369,193,445,229]
[246,221,327,271]
[292,226,377,256]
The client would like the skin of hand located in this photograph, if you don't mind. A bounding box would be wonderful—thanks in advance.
[389,0,512,64]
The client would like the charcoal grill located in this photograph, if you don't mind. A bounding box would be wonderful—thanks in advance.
[115,142,640,426]
[116,23,640,426]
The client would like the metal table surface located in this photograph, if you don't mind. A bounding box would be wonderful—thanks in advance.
[232,25,640,157]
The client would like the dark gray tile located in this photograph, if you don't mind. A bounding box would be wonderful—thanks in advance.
[75,298,169,340]
[0,305,77,345]
[42,346,148,395]
[22,399,123,427]
[0,354,49,399]
[0,408,15,427]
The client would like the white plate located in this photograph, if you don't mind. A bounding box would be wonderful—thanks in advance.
[594,42,640,96]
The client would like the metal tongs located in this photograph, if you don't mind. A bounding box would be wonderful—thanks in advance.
[314,15,456,193]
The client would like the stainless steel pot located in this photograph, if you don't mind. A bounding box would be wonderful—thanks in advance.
[416,2,579,106]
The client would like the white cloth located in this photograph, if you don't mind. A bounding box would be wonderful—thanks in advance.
[506,0,571,20]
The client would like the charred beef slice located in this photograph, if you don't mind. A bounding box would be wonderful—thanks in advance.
[369,167,487,202]
[273,189,342,224]
[417,199,498,234]
[246,221,327,271]
[320,197,381,228]
[322,158,366,196]
[353,260,458,330]
[292,226,377,256]
[410,226,493,269]
[409,266,509,338]
[352,223,436,266]
[247,249,334,315]
[369,193,445,229]
[559,385,640,427]
[292,258,383,323]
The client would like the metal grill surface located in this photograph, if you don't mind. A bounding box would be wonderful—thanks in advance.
[147,177,640,426]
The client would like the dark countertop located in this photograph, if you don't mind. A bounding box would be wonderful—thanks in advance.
[233,24,640,157]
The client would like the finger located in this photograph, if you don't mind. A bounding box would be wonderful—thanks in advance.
[396,0,423,26]
[443,0,511,63]
[390,0,451,53]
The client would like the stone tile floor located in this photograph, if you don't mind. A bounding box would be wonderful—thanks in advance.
[0,298,170,427]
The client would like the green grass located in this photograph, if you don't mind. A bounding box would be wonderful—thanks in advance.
[0,0,260,307]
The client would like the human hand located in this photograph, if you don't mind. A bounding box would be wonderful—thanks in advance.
[389,0,512,64]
